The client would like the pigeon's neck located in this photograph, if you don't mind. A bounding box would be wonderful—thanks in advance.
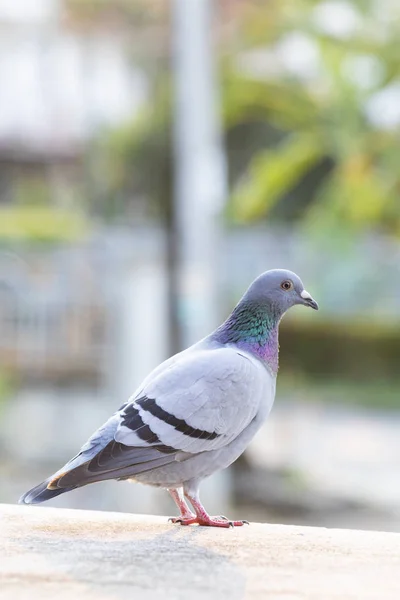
[213,299,281,373]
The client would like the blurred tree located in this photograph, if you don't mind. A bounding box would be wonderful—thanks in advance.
[0,174,88,243]
[0,206,88,243]
[227,0,400,236]
[86,0,400,237]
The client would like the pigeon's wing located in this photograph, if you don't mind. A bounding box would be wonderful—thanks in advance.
[116,346,267,453]
[48,347,270,489]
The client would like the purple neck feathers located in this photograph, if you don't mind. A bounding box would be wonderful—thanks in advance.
[212,300,282,373]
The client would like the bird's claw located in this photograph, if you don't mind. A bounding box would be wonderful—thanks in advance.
[168,514,250,528]
[226,519,249,527]
[216,516,249,524]
[168,516,197,526]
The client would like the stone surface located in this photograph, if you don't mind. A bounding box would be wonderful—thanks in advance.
[2,503,400,600]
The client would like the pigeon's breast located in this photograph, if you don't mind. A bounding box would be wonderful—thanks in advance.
[235,347,277,415]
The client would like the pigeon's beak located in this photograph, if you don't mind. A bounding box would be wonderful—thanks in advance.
[300,289,319,310]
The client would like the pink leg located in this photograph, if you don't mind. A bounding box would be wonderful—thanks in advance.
[183,487,249,528]
[167,488,196,524]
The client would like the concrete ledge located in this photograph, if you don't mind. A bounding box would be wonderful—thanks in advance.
[2,503,400,600]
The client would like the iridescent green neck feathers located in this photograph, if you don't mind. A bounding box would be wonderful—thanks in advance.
[213,300,282,373]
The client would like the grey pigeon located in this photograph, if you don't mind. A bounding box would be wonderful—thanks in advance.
[19,269,318,527]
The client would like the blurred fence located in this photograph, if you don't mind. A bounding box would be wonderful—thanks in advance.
[0,291,106,380]
[1,225,400,385]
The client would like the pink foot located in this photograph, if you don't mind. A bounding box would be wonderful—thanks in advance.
[169,515,249,528]
[198,515,249,528]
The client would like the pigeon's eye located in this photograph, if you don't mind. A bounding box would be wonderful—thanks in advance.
[280,280,293,291]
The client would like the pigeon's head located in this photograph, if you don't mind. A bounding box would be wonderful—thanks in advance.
[245,269,318,314]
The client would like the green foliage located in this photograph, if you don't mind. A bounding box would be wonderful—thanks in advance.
[65,0,167,28]
[279,376,400,409]
[279,317,400,393]
[231,134,321,221]
[225,0,400,232]
[88,0,400,235]
[0,207,89,243]
[89,85,172,221]
[0,370,15,415]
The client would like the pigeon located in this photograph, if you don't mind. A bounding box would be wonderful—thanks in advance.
[19,269,318,528]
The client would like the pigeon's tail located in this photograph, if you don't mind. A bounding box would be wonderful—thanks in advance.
[18,478,76,505]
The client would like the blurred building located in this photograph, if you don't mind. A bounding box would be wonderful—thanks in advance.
[0,0,147,209]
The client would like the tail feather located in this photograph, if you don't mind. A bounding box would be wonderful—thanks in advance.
[18,479,76,505]
[19,440,178,505]
[18,454,173,505]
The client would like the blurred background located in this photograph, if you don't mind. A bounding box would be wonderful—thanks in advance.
[1,0,400,531]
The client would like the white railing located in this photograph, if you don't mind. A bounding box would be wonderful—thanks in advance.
[0,292,108,377]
